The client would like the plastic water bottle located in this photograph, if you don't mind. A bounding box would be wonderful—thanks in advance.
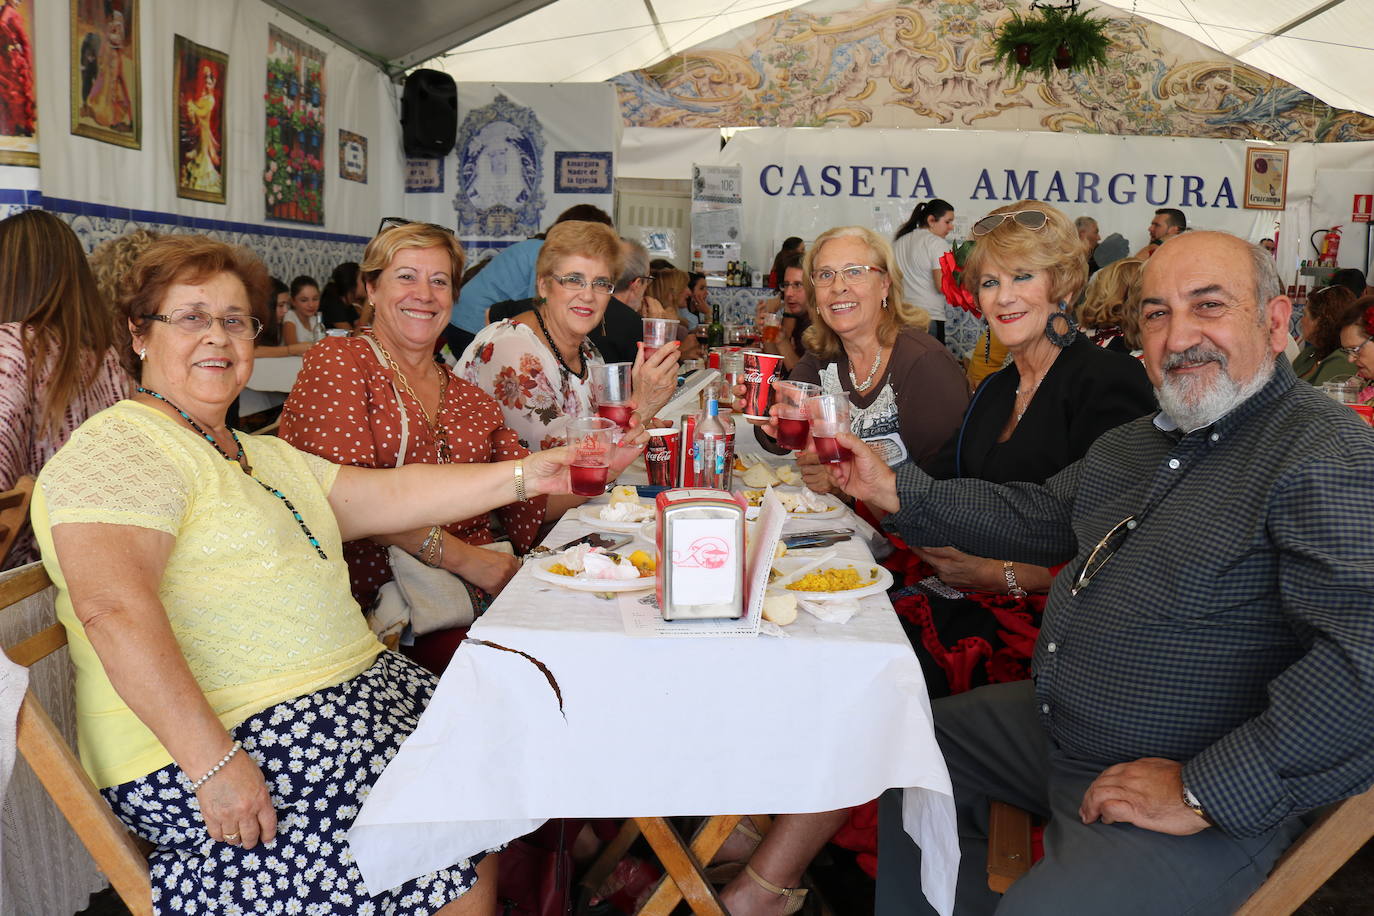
[693,399,731,489]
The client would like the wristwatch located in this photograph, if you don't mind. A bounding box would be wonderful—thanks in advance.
[1182,784,1208,821]
[1003,561,1028,597]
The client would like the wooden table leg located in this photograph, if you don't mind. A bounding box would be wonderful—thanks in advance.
[634,816,734,916]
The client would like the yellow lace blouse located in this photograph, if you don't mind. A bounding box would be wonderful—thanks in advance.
[31,401,383,788]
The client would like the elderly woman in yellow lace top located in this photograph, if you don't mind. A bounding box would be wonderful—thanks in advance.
[29,235,626,916]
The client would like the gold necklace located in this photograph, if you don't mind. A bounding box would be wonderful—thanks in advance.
[368,332,452,463]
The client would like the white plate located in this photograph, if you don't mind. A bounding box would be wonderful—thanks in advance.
[529,555,656,592]
[577,502,656,532]
[738,486,847,520]
[769,557,893,601]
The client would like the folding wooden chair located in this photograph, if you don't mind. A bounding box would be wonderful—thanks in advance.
[0,475,35,567]
[987,790,1374,913]
[1,563,152,915]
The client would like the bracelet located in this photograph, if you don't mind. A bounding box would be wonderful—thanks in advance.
[1003,561,1028,597]
[514,459,527,502]
[188,740,242,792]
[418,525,443,568]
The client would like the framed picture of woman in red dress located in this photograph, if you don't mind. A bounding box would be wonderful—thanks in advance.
[0,0,37,166]
[174,35,226,204]
[70,0,140,149]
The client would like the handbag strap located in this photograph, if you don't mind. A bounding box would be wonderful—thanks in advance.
[360,334,410,468]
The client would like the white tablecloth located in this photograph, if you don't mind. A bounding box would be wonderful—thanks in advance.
[350,502,959,914]
[239,356,302,417]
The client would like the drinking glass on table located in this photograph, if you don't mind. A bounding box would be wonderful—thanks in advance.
[642,318,679,362]
[591,362,634,429]
[807,393,853,464]
[773,379,820,451]
[567,416,618,497]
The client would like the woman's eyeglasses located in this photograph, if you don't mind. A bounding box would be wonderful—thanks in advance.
[1071,515,1136,596]
[1341,337,1372,358]
[148,308,264,339]
[377,216,456,236]
[971,210,1050,237]
[811,265,886,288]
[553,273,616,295]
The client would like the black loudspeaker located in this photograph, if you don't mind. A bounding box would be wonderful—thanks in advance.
[401,69,458,158]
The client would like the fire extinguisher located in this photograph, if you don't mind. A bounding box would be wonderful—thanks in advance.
[1310,226,1343,266]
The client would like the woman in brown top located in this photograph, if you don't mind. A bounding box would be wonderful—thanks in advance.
[281,221,555,664]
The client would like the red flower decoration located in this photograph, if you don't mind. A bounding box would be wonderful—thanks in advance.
[1362,304,1374,338]
[939,251,979,318]
[479,342,495,363]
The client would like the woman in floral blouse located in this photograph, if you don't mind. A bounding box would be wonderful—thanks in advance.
[459,220,680,451]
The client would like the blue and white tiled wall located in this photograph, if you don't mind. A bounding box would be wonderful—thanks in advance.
[0,190,367,284]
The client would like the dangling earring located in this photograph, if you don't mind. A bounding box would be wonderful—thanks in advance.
[1044,301,1077,348]
[139,347,147,361]
[983,325,992,361]
[881,295,889,310]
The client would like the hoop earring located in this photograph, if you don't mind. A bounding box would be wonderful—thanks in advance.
[1044,301,1077,348]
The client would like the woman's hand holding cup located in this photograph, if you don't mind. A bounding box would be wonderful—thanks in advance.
[826,432,899,515]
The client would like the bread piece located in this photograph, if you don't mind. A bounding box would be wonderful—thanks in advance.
[741,463,780,487]
[762,592,798,626]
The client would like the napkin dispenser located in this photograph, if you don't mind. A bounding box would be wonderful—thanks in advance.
[655,488,747,620]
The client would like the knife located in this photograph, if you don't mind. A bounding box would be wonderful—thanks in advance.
[782,529,854,549]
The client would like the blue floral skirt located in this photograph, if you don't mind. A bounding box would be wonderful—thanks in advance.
[102,651,486,915]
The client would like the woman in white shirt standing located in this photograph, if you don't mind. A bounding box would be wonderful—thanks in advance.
[282,275,325,346]
[892,199,955,344]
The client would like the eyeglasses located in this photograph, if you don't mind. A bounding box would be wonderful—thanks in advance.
[971,210,1050,237]
[1341,337,1372,358]
[148,308,263,339]
[779,281,805,291]
[810,265,886,288]
[553,273,616,295]
[376,216,456,236]
[1070,515,1136,596]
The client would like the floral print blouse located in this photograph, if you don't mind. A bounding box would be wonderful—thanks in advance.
[458,319,601,450]
[280,335,546,610]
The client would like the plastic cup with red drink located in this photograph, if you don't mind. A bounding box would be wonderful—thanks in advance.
[567,416,618,496]
[591,362,634,430]
[807,393,853,464]
[771,379,819,450]
[641,318,678,362]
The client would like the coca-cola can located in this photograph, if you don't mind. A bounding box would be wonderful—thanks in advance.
[740,350,784,419]
[679,413,697,487]
[645,427,680,487]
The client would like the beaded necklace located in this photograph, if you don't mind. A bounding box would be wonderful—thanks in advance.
[848,346,885,392]
[136,387,328,560]
[531,304,588,398]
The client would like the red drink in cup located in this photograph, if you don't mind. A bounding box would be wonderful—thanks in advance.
[597,402,634,430]
[741,350,785,419]
[642,318,679,365]
[812,436,853,464]
[807,393,853,464]
[570,462,610,497]
[646,427,681,487]
[567,416,618,496]
[775,416,811,451]
[771,379,820,450]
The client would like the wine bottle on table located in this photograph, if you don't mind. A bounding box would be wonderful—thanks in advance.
[706,300,724,350]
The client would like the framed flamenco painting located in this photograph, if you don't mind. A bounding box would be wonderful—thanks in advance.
[70,0,141,148]
[174,35,226,204]
[0,0,38,166]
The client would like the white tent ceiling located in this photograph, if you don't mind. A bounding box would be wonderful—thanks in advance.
[271,0,1374,117]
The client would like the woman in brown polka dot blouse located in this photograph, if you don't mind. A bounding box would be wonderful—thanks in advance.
[281,222,553,630]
